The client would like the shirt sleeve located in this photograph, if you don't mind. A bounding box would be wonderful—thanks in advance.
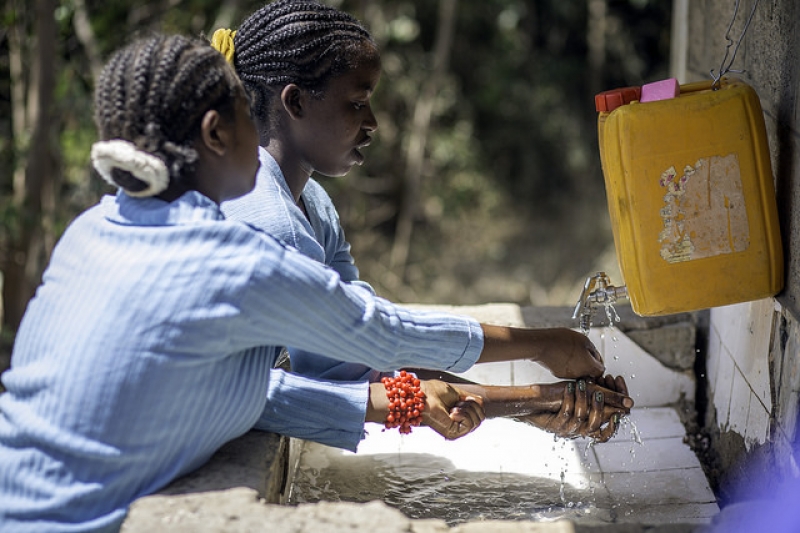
[237,239,484,374]
[253,369,369,451]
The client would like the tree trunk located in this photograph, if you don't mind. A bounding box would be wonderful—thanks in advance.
[390,0,458,277]
[2,0,58,332]
[72,0,103,82]
[586,0,608,98]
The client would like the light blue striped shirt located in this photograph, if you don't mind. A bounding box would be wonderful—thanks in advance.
[223,148,380,382]
[0,190,482,532]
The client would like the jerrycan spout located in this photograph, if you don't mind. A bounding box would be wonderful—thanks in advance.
[572,272,628,332]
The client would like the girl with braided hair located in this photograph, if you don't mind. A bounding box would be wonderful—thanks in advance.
[214,0,632,443]
[0,33,500,531]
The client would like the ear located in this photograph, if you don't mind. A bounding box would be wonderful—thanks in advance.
[279,84,305,120]
[199,109,229,157]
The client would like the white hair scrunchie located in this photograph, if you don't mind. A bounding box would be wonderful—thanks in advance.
[90,139,169,198]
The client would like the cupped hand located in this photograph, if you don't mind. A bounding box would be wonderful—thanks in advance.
[536,328,605,380]
[420,380,485,440]
[517,375,632,442]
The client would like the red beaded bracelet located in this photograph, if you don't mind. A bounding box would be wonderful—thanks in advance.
[381,370,426,434]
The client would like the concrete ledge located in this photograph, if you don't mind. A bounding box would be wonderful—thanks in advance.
[122,487,703,532]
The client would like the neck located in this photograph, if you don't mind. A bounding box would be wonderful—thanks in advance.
[265,143,310,204]
[156,183,192,203]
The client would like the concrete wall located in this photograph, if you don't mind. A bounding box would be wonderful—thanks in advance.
[675,0,800,504]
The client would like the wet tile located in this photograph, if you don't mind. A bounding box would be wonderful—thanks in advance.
[706,325,722,396]
[713,347,735,428]
[600,329,695,408]
[593,437,700,473]
[622,407,686,440]
[603,468,717,506]
[728,369,750,435]
[612,502,720,525]
[722,298,774,410]
[744,393,770,448]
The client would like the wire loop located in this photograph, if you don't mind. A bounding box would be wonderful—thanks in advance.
[710,0,760,89]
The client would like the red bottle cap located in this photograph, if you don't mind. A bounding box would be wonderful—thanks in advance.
[595,86,642,112]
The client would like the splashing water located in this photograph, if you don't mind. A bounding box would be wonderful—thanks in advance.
[289,419,623,526]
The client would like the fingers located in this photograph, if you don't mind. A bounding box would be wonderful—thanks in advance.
[590,375,633,411]
[615,375,629,397]
[450,395,485,431]
[573,379,629,440]
[420,380,486,441]
[590,412,624,443]
[571,379,589,434]
[586,388,605,433]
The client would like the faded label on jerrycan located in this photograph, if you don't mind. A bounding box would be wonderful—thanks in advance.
[596,78,783,316]
[657,154,749,263]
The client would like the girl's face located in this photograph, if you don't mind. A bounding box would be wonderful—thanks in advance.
[292,43,381,178]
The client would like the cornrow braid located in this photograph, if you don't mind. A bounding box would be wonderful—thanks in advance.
[93,34,241,193]
[233,0,376,136]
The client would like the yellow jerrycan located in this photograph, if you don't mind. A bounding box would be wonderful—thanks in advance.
[595,77,783,316]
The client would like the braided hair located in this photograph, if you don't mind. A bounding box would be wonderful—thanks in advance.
[93,34,241,194]
[233,0,377,137]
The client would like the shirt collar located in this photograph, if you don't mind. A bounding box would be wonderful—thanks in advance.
[102,190,225,226]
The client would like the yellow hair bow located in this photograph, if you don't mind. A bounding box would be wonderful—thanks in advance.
[211,28,236,64]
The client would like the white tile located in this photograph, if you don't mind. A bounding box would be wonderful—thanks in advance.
[711,302,747,351]
[727,298,774,409]
[744,393,770,449]
[713,347,735,429]
[593,437,701,473]
[621,407,686,440]
[601,328,695,407]
[728,368,750,435]
[706,324,722,396]
[603,468,717,506]
[454,360,515,385]
[509,360,559,386]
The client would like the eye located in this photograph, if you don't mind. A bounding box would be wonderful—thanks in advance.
[353,101,366,110]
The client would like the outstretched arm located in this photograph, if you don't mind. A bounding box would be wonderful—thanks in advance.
[477,324,605,380]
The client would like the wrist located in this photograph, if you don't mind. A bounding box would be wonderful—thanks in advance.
[381,371,426,434]
[366,382,389,423]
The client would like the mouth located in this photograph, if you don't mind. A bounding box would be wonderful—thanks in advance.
[353,136,372,165]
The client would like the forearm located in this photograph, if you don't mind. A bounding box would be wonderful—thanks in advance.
[365,382,390,423]
[455,383,562,418]
[476,324,550,364]
[477,324,605,379]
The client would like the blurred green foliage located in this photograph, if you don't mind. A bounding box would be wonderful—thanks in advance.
[0,0,671,310]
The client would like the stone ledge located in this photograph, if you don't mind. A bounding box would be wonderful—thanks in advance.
[122,486,704,532]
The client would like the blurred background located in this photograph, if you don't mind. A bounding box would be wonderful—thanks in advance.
[0,0,672,343]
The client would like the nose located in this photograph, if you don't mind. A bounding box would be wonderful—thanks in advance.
[363,105,378,132]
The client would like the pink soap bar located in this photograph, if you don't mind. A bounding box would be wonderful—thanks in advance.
[640,78,679,102]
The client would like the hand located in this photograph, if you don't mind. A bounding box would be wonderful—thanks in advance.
[535,328,605,380]
[516,375,631,442]
[420,380,485,440]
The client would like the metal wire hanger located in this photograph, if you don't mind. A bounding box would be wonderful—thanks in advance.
[710,0,760,89]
